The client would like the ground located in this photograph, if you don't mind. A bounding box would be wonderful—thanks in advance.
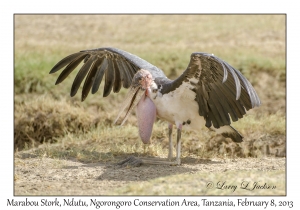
[14,150,285,195]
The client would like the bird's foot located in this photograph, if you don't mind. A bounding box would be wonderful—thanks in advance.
[117,156,181,167]
[117,156,143,167]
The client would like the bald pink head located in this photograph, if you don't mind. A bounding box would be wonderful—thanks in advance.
[132,69,153,90]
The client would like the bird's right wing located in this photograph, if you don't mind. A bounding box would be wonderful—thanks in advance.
[49,47,165,101]
[157,52,261,128]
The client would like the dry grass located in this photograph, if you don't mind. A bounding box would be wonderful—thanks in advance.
[16,108,285,163]
[14,14,286,159]
[14,94,100,150]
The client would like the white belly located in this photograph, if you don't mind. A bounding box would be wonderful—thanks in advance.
[149,81,206,131]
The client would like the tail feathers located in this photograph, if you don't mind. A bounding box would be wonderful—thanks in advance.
[215,125,243,143]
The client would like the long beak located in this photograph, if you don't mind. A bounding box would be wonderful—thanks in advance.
[114,86,146,125]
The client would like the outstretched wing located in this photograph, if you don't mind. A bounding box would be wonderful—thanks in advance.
[49,47,165,101]
[157,52,261,128]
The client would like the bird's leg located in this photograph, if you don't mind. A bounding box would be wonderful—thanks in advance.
[117,123,182,167]
[175,124,182,165]
[168,123,173,160]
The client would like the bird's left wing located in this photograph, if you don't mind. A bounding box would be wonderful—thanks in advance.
[157,52,261,128]
[49,47,165,101]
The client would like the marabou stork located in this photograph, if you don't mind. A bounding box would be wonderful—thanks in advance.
[50,47,261,166]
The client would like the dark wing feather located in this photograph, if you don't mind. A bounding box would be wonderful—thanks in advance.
[103,58,115,97]
[91,57,108,94]
[112,59,122,93]
[49,47,165,101]
[50,52,86,74]
[159,52,261,128]
[54,53,89,85]
[71,55,97,97]
[118,60,132,88]
[81,58,103,101]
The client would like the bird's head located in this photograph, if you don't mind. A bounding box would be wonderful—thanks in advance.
[131,69,153,91]
[114,69,154,126]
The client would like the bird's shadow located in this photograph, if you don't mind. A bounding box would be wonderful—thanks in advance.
[17,150,222,182]
[88,154,222,182]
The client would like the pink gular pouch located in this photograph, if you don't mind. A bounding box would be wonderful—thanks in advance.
[136,91,156,144]
[114,87,156,144]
